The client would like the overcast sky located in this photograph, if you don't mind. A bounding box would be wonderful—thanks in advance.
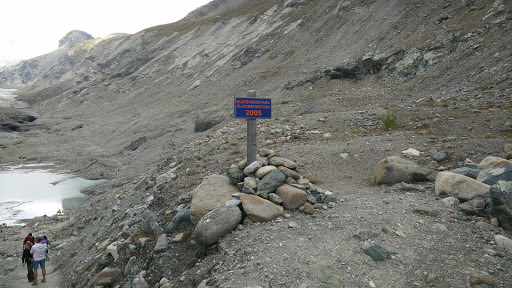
[0,0,211,63]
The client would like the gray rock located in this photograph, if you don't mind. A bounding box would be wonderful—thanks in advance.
[324,195,337,204]
[435,172,490,201]
[400,182,425,192]
[364,245,392,261]
[244,161,263,175]
[268,193,283,205]
[225,197,241,207]
[178,192,192,203]
[495,235,512,254]
[153,234,168,253]
[243,176,258,190]
[98,255,114,270]
[413,205,440,217]
[241,186,256,194]
[239,194,283,222]
[431,148,448,161]
[458,201,486,217]
[307,194,317,204]
[190,175,239,225]
[276,184,308,210]
[124,256,137,276]
[373,156,434,185]
[441,197,460,206]
[193,205,242,247]
[268,156,298,170]
[489,181,512,230]
[255,165,277,179]
[257,170,286,195]
[477,165,512,186]
[166,209,192,234]
[433,223,448,232]
[94,268,121,286]
[227,166,245,185]
[479,156,512,169]
[353,229,380,241]
[132,270,150,288]
[448,167,481,179]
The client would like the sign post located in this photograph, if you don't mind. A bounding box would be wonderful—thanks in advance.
[234,90,271,165]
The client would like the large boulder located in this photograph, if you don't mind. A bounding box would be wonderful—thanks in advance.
[435,172,491,201]
[373,156,434,185]
[190,175,239,224]
[193,205,242,247]
[476,165,512,186]
[257,170,286,196]
[239,194,283,222]
[479,156,512,169]
[276,184,308,210]
[488,181,512,231]
[94,268,121,286]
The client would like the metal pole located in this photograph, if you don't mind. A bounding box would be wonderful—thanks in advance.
[246,90,257,165]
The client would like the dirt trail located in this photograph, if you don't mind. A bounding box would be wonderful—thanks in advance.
[0,227,63,288]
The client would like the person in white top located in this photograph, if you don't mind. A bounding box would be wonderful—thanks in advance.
[30,236,47,285]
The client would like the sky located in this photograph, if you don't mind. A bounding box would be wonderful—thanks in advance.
[0,0,212,63]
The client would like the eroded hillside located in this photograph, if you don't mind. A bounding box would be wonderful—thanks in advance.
[0,1,511,287]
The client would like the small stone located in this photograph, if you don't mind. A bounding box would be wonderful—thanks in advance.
[268,193,283,205]
[433,223,448,232]
[413,205,440,217]
[288,221,298,228]
[303,203,315,215]
[364,245,392,261]
[153,234,168,253]
[241,186,256,194]
[244,161,263,176]
[441,197,460,206]
[469,273,494,287]
[353,229,379,241]
[475,221,495,231]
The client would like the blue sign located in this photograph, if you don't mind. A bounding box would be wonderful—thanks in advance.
[234,97,271,118]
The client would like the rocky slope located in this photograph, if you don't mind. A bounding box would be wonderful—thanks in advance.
[0,0,511,287]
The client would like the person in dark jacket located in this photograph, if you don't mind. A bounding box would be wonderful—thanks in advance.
[23,233,35,250]
[22,242,34,283]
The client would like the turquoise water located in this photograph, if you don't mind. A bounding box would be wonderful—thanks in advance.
[0,166,106,225]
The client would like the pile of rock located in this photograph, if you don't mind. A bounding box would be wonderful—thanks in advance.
[168,148,336,248]
[373,144,512,231]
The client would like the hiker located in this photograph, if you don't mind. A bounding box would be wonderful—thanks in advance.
[23,233,35,250]
[43,235,52,261]
[30,236,47,285]
[22,242,34,283]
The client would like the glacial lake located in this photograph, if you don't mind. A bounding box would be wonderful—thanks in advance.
[0,165,107,225]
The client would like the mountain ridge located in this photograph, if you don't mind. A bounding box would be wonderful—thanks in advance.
[0,1,511,286]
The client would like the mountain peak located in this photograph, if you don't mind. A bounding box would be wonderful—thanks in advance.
[58,30,94,48]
